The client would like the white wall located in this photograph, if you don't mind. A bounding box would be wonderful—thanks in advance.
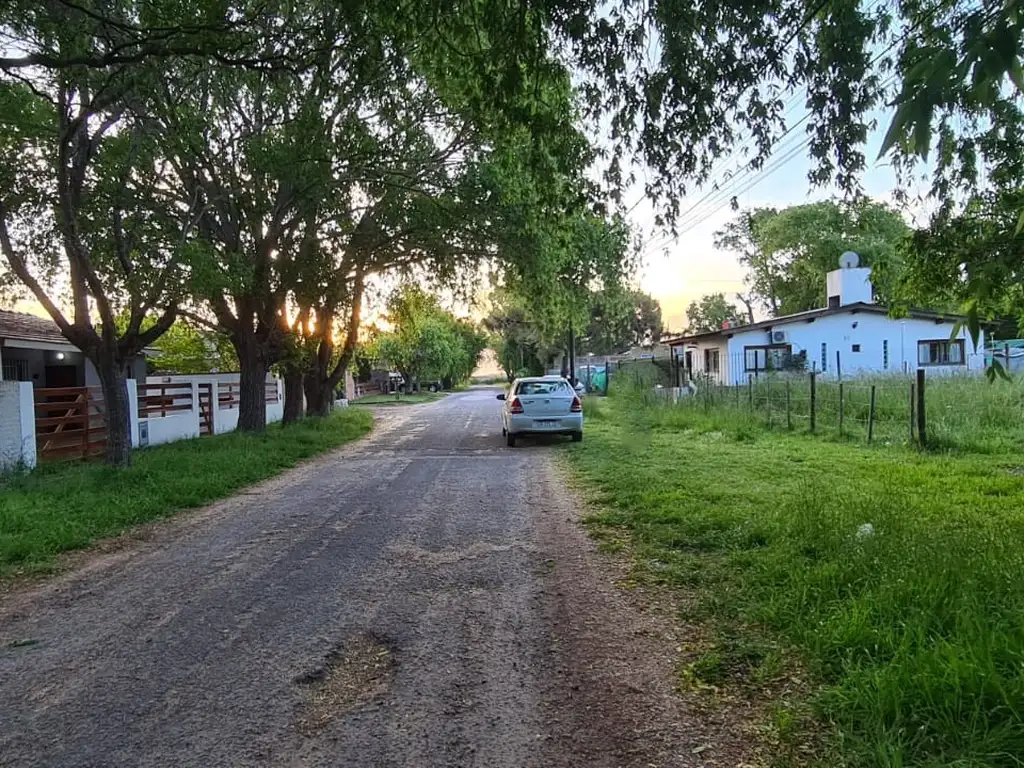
[146,411,201,446]
[0,381,36,470]
[9,373,287,470]
[680,339,731,385]
[724,310,985,384]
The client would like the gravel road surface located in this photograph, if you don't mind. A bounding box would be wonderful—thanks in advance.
[0,389,726,768]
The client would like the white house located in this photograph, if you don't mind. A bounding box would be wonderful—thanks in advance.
[0,309,148,387]
[665,259,986,385]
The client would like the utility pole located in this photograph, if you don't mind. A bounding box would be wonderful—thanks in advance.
[568,325,576,385]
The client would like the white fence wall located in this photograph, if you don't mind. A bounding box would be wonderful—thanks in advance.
[0,381,37,471]
[4,374,290,474]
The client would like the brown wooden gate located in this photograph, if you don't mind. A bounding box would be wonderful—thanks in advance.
[34,386,106,461]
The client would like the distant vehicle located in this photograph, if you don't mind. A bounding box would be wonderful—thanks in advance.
[496,376,583,447]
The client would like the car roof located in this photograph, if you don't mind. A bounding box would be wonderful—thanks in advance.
[515,376,568,383]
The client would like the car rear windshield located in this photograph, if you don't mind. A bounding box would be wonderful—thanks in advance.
[516,381,570,396]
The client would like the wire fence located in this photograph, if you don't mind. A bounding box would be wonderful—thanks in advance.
[645,367,1024,452]
[692,373,921,445]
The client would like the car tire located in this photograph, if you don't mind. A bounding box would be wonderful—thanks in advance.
[506,432,516,447]
[571,432,583,443]
[501,426,507,437]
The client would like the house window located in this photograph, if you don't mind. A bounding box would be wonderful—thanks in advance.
[883,340,889,369]
[704,348,720,374]
[1,359,30,381]
[744,345,791,372]
[852,344,861,353]
[918,339,965,366]
[820,343,827,373]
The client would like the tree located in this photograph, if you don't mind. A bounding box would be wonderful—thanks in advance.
[895,190,1024,339]
[715,201,911,316]
[580,289,663,355]
[685,293,746,334]
[148,321,238,375]
[370,286,484,388]
[484,288,559,381]
[0,44,190,465]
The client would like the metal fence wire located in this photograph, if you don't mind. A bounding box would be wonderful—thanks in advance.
[680,369,942,446]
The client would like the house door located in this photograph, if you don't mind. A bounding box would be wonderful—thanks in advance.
[44,364,78,389]
[684,351,693,379]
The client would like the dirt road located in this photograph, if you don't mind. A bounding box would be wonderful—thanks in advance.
[0,389,716,768]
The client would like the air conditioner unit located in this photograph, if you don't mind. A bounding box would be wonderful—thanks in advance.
[771,330,790,344]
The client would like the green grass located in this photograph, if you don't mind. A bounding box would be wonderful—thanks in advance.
[354,391,448,405]
[568,390,1024,767]
[688,372,1024,454]
[0,408,373,577]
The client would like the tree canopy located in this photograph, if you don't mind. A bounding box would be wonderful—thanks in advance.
[685,293,747,334]
[370,286,486,388]
[714,201,911,317]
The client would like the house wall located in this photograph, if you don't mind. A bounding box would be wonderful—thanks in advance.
[680,338,731,385]
[0,345,86,386]
[723,311,985,383]
[0,381,36,470]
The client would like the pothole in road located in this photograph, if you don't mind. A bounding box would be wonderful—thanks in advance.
[293,632,395,736]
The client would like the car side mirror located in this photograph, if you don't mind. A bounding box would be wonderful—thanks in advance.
[496,393,506,401]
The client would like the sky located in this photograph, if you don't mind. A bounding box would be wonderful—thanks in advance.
[628,107,932,333]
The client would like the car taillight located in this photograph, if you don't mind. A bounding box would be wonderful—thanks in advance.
[570,397,582,412]
[510,397,524,414]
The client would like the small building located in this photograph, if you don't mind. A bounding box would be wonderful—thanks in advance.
[663,260,986,385]
[0,309,147,387]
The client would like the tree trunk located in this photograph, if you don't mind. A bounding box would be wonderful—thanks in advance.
[236,338,269,432]
[282,365,305,424]
[304,372,333,417]
[93,350,132,467]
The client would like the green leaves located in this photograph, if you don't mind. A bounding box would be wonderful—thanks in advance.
[716,200,911,316]
[370,286,485,385]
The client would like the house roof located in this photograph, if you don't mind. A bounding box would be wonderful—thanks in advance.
[0,309,71,346]
[662,303,972,346]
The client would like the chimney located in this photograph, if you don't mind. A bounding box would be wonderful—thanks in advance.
[826,251,873,308]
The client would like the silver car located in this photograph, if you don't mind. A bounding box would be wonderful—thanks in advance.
[497,376,583,447]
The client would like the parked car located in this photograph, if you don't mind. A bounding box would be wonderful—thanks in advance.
[497,376,583,447]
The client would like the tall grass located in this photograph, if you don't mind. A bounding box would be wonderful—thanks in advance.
[569,378,1024,767]
[0,408,373,577]
[679,372,1024,453]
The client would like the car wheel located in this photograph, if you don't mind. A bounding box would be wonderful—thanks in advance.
[506,432,516,447]
[501,426,507,437]
[571,432,583,443]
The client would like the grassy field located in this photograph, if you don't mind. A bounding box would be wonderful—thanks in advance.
[354,391,448,405]
[568,386,1024,767]
[684,372,1024,454]
[0,408,372,578]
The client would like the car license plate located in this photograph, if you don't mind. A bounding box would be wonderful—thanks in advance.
[533,419,558,429]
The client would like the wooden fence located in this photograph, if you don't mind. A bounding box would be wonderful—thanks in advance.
[137,382,195,418]
[33,386,106,461]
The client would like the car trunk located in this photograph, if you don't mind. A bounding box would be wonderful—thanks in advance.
[516,390,575,418]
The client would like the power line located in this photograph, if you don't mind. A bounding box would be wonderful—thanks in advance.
[671,0,980,236]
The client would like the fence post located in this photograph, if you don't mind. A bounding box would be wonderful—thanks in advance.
[867,385,877,443]
[809,371,817,433]
[748,374,753,410]
[786,379,792,430]
[766,375,773,427]
[836,349,842,380]
[82,391,90,459]
[909,381,915,443]
[735,381,740,408]
[838,382,844,437]
[916,368,927,446]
